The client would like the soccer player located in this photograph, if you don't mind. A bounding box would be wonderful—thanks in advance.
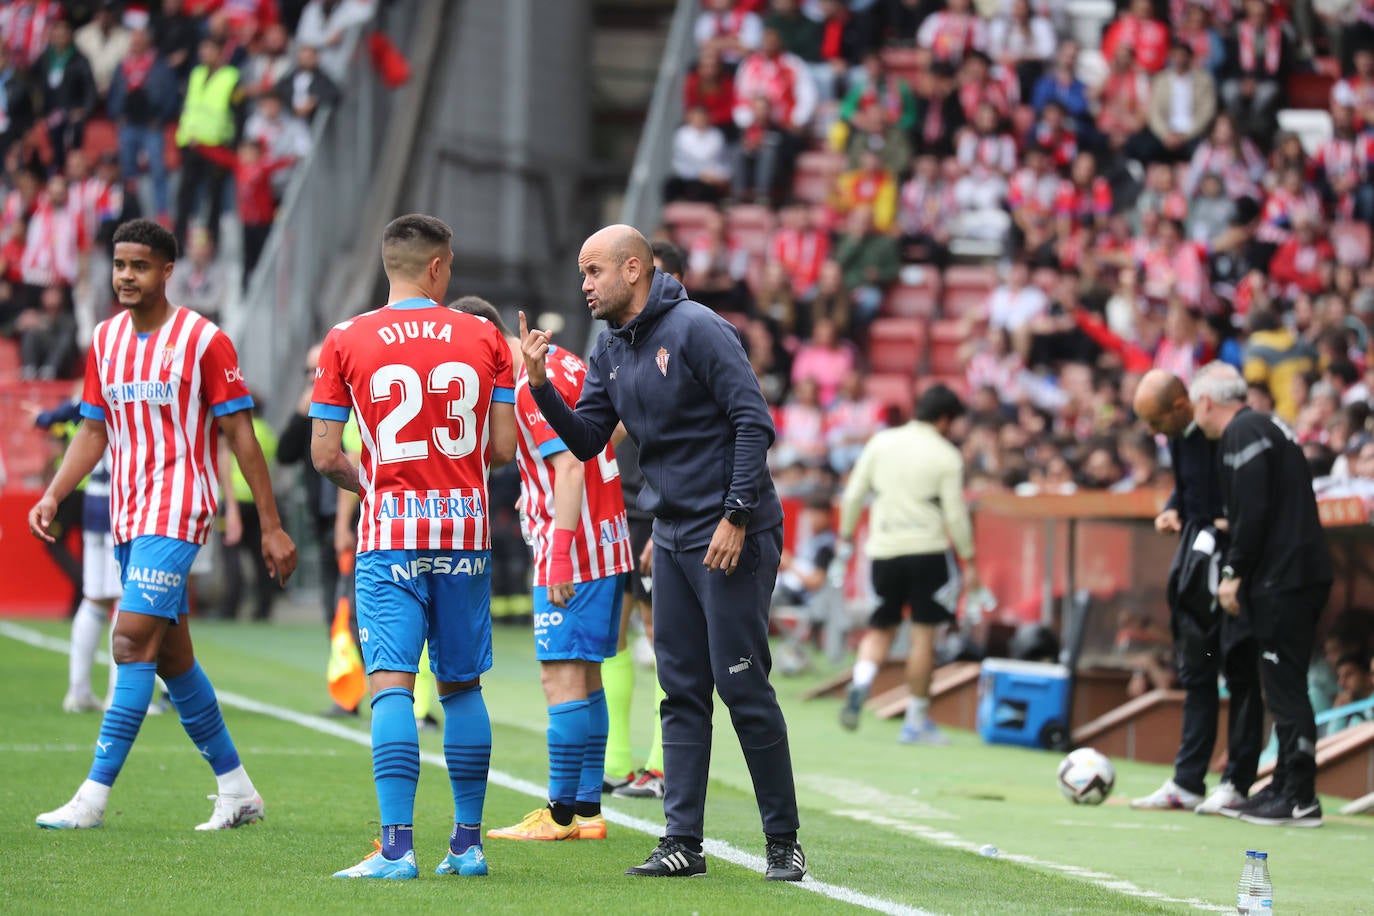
[28,218,297,831]
[453,296,633,842]
[310,214,516,879]
[520,224,806,881]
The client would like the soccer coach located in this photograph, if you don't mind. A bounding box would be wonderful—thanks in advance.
[1191,362,1333,827]
[1131,370,1262,815]
[518,224,805,880]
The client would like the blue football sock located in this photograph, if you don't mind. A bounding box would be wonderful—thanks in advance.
[88,661,156,786]
[371,687,420,860]
[579,688,609,805]
[440,685,491,850]
[165,662,241,776]
[547,698,589,807]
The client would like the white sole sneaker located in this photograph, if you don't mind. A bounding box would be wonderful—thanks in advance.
[36,795,104,829]
[195,793,265,830]
[61,691,102,713]
[1129,779,1202,812]
[1195,783,1244,816]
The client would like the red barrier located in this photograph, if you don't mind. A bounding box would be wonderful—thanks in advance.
[0,487,78,616]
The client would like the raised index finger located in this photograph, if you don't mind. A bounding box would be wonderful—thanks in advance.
[518,310,529,339]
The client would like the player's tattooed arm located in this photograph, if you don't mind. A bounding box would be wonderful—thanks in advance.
[310,416,361,493]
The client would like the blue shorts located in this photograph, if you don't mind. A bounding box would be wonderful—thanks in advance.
[113,535,200,621]
[355,549,493,683]
[533,574,625,663]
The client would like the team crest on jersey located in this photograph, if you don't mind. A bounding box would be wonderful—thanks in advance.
[656,347,670,376]
[160,347,177,370]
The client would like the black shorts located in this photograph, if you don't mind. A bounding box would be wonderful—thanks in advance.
[624,516,653,604]
[869,552,958,628]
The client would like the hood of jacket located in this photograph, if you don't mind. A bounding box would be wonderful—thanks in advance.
[608,268,688,348]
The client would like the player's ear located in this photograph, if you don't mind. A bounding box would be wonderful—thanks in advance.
[162,259,174,283]
[624,256,641,285]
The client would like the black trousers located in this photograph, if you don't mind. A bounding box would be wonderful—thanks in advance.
[1172,613,1263,796]
[174,145,230,249]
[242,221,272,287]
[220,501,277,621]
[652,526,799,841]
[1247,584,1330,802]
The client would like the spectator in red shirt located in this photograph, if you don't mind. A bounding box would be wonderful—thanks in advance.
[768,200,830,301]
[1270,213,1335,298]
[1101,0,1170,74]
[683,46,736,136]
[194,138,296,284]
[1094,44,1151,153]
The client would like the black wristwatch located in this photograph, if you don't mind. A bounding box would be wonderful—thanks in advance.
[724,507,751,528]
[1220,565,1238,581]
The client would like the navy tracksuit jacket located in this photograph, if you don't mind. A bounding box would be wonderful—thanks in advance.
[531,269,799,840]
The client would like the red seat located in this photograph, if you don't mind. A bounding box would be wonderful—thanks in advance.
[726,204,776,256]
[884,271,940,318]
[1287,71,1335,110]
[927,320,968,376]
[866,318,925,374]
[942,266,996,318]
[792,151,845,205]
[0,337,19,378]
[662,201,719,247]
[864,372,915,418]
[1332,220,1371,268]
[0,380,71,487]
[880,47,922,90]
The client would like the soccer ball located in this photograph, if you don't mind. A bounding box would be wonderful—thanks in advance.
[1056,748,1115,805]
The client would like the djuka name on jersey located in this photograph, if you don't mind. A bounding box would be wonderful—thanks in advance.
[376,320,452,345]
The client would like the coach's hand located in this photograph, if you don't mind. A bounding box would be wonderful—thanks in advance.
[1153,509,1181,534]
[518,310,552,388]
[27,494,59,543]
[639,538,654,575]
[549,581,576,609]
[261,526,299,586]
[704,518,745,574]
[1218,576,1241,616]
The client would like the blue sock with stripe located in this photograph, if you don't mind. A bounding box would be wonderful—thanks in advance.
[440,685,491,853]
[88,661,156,786]
[578,688,609,806]
[371,687,419,860]
[165,662,241,776]
[547,698,589,807]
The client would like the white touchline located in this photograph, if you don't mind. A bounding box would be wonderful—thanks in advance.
[1,622,931,916]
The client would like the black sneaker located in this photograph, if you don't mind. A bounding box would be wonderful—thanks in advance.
[764,836,807,881]
[625,837,706,877]
[840,685,866,731]
[1239,794,1323,828]
[1219,783,1279,820]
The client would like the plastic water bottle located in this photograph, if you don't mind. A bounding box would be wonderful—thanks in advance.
[1236,850,1257,914]
[1254,852,1273,911]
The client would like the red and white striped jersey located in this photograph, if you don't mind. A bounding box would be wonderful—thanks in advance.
[514,346,632,587]
[310,299,514,553]
[80,307,253,545]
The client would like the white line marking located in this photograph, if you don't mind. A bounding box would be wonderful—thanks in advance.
[2,621,931,916]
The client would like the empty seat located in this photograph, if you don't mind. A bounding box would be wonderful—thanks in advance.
[864,372,916,419]
[1286,71,1336,111]
[662,201,719,246]
[792,151,845,205]
[885,267,941,318]
[927,320,969,376]
[867,318,925,374]
[726,204,776,256]
[880,47,923,89]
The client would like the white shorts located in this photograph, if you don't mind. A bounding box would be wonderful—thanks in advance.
[82,531,122,602]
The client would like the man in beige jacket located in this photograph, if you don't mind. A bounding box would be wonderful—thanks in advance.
[837,384,979,744]
[1133,41,1217,164]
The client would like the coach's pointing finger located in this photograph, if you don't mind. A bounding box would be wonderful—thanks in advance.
[518,310,550,387]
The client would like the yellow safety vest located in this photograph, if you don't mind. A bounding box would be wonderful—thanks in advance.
[175,64,239,148]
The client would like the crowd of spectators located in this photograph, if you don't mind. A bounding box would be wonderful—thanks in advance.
[660,0,1374,501]
[0,0,371,381]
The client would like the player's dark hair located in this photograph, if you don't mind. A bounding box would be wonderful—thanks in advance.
[449,295,511,337]
[915,384,966,424]
[381,213,452,279]
[651,240,685,280]
[112,218,178,262]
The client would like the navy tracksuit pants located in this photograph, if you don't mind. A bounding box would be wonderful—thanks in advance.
[651,525,800,840]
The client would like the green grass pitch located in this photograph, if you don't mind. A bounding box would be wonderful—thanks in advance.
[1,619,1368,914]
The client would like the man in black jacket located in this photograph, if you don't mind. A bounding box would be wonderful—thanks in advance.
[1193,361,1333,827]
[1130,370,1262,816]
[519,224,805,881]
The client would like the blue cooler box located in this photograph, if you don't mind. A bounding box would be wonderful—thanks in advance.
[976,658,1072,749]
